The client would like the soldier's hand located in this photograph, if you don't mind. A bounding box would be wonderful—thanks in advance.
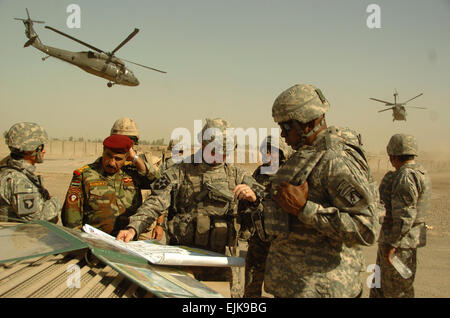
[152,225,164,241]
[233,184,257,203]
[386,246,396,265]
[116,228,136,242]
[273,181,308,216]
[127,148,137,162]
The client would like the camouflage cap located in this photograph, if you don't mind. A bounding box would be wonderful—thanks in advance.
[386,134,418,156]
[167,136,185,151]
[199,118,235,154]
[5,122,49,152]
[110,117,139,138]
[272,84,330,124]
[260,135,293,159]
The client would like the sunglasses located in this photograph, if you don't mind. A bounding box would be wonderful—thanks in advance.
[279,121,293,132]
[128,136,139,145]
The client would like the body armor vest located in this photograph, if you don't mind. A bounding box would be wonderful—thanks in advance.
[168,163,239,253]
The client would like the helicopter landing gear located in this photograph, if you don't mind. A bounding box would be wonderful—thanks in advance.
[41,55,50,61]
[107,82,115,88]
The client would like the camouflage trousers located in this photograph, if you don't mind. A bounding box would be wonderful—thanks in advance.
[244,233,271,298]
[370,245,417,298]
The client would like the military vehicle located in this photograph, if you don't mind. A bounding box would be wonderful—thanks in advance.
[369,89,427,121]
[15,8,166,88]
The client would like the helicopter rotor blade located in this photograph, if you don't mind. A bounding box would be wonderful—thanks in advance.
[120,57,167,73]
[378,107,394,113]
[405,106,427,109]
[369,98,394,105]
[403,93,423,104]
[45,26,105,54]
[110,28,139,56]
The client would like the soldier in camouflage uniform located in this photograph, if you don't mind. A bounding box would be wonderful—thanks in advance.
[370,134,431,298]
[61,134,159,236]
[160,137,186,172]
[110,117,166,242]
[117,118,263,298]
[244,135,292,298]
[0,122,60,223]
[262,84,381,297]
[110,117,162,181]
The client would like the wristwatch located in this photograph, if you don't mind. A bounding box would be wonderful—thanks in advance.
[132,154,139,165]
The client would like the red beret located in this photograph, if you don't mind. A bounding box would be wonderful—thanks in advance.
[103,134,133,153]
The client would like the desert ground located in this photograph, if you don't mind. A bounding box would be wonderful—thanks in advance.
[2,148,448,298]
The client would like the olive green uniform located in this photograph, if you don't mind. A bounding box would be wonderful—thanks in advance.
[62,157,157,236]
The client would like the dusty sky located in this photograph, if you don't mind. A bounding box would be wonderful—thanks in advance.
[1,0,449,155]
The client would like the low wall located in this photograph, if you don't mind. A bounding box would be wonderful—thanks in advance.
[0,139,166,160]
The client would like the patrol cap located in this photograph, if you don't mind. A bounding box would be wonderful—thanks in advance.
[260,135,293,159]
[168,136,185,151]
[110,117,139,138]
[272,84,330,124]
[199,118,235,154]
[386,134,418,156]
[103,135,133,153]
[6,122,49,152]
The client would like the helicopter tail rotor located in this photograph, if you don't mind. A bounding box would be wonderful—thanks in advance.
[14,8,45,24]
[15,9,44,45]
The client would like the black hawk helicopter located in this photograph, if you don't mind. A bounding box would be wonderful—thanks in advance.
[369,89,427,121]
[15,8,166,87]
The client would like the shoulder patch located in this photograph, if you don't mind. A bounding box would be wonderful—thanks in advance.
[336,179,362,206]
[152,173,171,191]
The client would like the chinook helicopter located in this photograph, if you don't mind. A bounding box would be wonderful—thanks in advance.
[15,9,166,87]
[369,89,427,121]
